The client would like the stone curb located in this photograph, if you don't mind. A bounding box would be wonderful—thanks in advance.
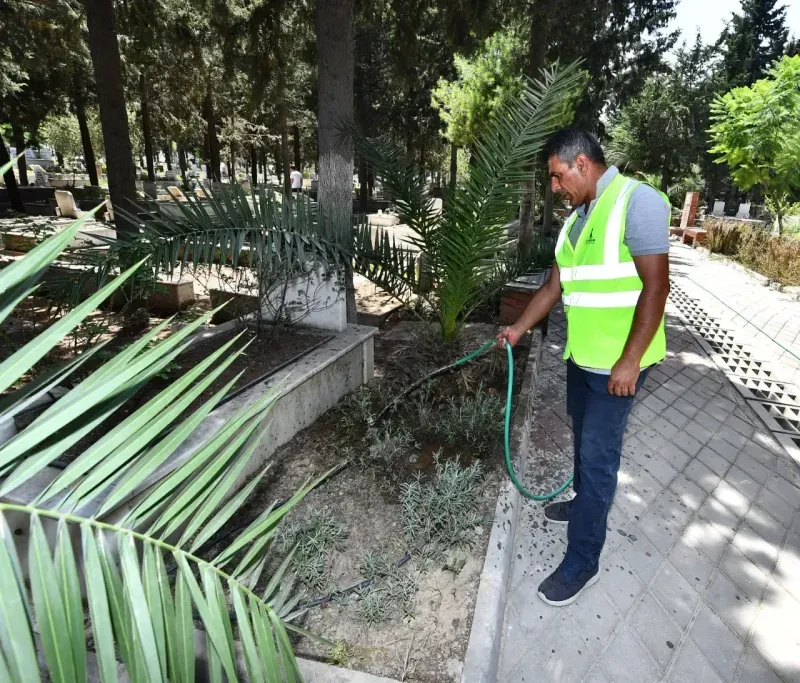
[460,325,544,683]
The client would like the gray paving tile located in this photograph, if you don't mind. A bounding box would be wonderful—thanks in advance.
[723,466,762,502]
[673,431,704,458]
[698,495,741,540]
[663,405,691,429]
[566,586,619,656]
[724,413,756,438]
[705,570,759,640]
[612,482,649,522]
[693,409,722,432]
[653,386,680,406]
[682,517,731,565]
[732,524,780,575]
[697,446,732,477]
[642,455,679,487]
[504,613,594,683]
[630,592,682,672]
[738,648,784,683]
[498,605,533,679]
[735,451,771,486]
[717,424,749,450]
[742,439,778,468]
[750,580,800,683]
[757,487,797,529]
[668,640,725,683]
[767,473,800,509]
[669,473,707,511]
[600,626,661,683]
[652,416,680,439]
[684,420,714,446]
[745,504,788,548]
[684,460,721,493]
[638,508,680,551]
[654,489,694,531]
[704,399,734,423]
[583,665,611,683]
[669,537,715,591]
[689,603,745,682]
[651,562,701,629]
[706,433,740,462]
[631,403,658,424]
[711,479,753,517]
[642,394,669,415]
[674,399,701,419]
[598,553,644,618]
[721,544,770,603]
[638,426,669,452]
[617,533,664,584]
[774,540,800,600]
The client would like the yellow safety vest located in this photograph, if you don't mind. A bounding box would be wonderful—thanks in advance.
[554,173,667,370]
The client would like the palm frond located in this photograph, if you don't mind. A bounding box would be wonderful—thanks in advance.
[0,208,337,680]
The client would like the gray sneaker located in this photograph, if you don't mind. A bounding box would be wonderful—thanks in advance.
[543,500,571,524]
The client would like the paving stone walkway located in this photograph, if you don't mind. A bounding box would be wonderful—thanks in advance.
[497,246,800,683]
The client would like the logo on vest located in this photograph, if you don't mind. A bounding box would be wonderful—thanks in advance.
[584,227,596,245]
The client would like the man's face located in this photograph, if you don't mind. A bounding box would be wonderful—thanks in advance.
[548,154,591,207]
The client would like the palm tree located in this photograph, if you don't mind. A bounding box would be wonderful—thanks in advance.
[352,62,585,342]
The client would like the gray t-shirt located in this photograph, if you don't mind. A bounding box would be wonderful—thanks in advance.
[566,166,670,373]
[568,166,670,256]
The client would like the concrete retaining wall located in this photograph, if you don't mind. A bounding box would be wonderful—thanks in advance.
[460,324,544,683]
[3,324,376,576]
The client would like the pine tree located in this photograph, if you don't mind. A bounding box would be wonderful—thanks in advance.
[718,0,789,87]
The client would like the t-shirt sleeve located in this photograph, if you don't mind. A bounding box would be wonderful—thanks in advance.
[623,184,671,257]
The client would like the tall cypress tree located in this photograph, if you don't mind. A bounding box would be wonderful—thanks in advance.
[718,0,789,87]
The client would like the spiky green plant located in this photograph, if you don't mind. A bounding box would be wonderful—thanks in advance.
[350,62,585,342]
[0,156,329,682]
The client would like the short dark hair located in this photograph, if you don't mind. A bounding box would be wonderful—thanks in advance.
[543,128,606,166]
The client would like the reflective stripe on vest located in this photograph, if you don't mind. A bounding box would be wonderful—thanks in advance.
[562,290,642,308]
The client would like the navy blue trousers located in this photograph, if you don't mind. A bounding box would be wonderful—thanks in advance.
[560,360,647,582]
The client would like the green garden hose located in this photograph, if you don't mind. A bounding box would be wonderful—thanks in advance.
[393,338,574,502]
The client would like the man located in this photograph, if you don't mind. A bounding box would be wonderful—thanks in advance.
[498,128,671,606]
[290,165,303,193]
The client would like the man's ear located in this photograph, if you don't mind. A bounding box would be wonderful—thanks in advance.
[575,154,589,176]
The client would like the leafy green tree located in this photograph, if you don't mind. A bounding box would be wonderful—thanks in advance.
[432,29,526,149]
[40,113,83,165]
[709,55,800,233]
[717,0,789,88]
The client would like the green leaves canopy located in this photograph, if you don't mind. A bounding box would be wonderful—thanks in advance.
[709,55,800,227]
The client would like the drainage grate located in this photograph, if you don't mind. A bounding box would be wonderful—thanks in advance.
[669,278,800,466]
[728,376,800,406]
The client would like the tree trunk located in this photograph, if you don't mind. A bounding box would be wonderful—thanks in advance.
[449,143,457,189]
[56,152,65,167]
[140,74,155,182]
[358,153,368,212]
[317,0,356,323]
[251,146,258,183]
[178,146,188,186]
[75,91,99,186]
[273,142,283,184]
[277,59,291,195]
[164,143,172,171]
[542,182,554,237]
[0,131,24,212]
[84,0,138,233]
[203,90,221,182]
[518,0,555,256]
[660,161,670,194]
[292,124,301,169]
[12,128,28,186]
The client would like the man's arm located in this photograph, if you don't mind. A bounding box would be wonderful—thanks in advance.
[607,253,670,396]
[497,263,562,347]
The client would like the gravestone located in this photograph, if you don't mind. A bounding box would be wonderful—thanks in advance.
[55,190,81,219]
[96,162,103,180]
[30,164,49,187]
[736,202,751,219]
[679,192,699,229]
[711,201,725,217]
